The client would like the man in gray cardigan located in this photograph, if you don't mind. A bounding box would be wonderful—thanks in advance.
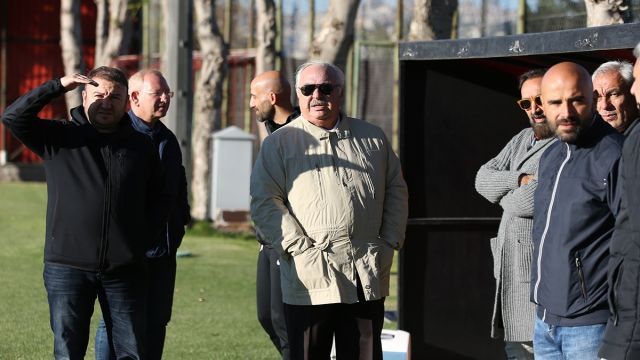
[475,69,556,359]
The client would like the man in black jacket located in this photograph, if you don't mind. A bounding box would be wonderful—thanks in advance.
[250,70,298,359]
[2,67,163,360]
[531,62,623,359]
[94,69,189,360]
[599,42,640,360]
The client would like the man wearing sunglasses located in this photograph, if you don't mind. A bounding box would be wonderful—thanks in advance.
[250,61,408,359]
[531,62,624,360]
[592,61,639,135]
[475,68,555,359]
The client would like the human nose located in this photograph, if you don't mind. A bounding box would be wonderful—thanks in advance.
[597,95,611,110]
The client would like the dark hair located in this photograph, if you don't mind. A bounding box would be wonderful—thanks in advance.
[518,68,547,90]
[86,66,128,90]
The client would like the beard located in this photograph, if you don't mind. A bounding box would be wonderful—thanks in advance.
[552,116,583,143]
[529,114,554,140]
[255,106,275,123]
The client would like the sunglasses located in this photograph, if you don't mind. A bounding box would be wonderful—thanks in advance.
[299,83,337,96]
[516,95,542,111]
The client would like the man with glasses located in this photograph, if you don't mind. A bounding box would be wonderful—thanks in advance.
[592,60,639,135]
[95,69,190,360]
[475,69,555,359]
[250,61,408,359]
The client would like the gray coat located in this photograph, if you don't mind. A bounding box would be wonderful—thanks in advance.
[475,128,556,341]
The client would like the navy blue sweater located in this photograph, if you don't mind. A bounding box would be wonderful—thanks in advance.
[129,111,190,257]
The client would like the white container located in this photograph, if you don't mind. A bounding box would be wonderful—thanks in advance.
[209,126,256,221]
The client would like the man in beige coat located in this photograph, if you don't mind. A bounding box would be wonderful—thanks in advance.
[250,61,408,360]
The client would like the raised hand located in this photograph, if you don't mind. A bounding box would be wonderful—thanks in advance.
[60,74,98,92]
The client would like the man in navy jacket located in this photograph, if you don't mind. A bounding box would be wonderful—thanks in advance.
[95,69,190,360]
[531,62,623,359]
[2,67,163,359]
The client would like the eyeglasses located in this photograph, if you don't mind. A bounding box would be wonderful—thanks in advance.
[516,95,542,111]
[143,90,174,99]
[298,83,337,96]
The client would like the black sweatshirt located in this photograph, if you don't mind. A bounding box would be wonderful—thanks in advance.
[2,79,163,273]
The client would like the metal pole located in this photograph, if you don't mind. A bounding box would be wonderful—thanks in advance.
[276,0,283,70]
[351,41,360,119]
[309,0,315,51]
[345,43,353,115]
[0,0,7,165]
[517,0,526,34]
[222,0,233,128]
[245,0,255,132]
[393,0,402,154]
[163,0,193,169]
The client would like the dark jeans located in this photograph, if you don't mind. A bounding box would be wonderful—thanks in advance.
[95,255,177,360]
[43,263,146,360]
[257,245,290,359]
[284,279,385,360]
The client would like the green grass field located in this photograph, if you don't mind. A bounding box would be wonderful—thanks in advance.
[0,182,397,359]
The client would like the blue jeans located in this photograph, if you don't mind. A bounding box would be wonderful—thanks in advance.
[95,256,177,360]
[43,263,146,360]
[533,315,605,360]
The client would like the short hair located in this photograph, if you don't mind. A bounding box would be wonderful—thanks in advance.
[518,68,547,91]
[128,69,165,95]
[86,66,128,90]
[294,61,345,89]
[592,61,634,87]
[634,41,640,59]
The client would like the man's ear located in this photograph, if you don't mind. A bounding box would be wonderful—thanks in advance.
[130,91,139,106]
[269,92,277,105]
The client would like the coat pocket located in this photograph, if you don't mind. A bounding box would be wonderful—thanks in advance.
[516,239,534,283]
[285,247,332,292]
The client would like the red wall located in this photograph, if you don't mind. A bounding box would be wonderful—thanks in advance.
[1,0,96,162]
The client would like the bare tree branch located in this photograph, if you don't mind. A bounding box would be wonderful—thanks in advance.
[309,0,360,72]
[60,0,85,112]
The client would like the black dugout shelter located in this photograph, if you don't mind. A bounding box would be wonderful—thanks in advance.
[398,23,640,360]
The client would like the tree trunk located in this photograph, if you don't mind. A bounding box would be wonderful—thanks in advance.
[60,0,84,113]
[94,0,132,67]
[584,0,631,27]
[309,0,360,72]
[408,0,458,41]
[191,0,229,220]
[255,0,277,75]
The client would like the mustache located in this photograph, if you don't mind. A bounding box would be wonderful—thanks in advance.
[310,100,329,106]
[556,117,579,126]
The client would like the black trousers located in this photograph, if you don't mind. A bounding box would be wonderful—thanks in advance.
[284,279,385,360]
[257,245,290,359]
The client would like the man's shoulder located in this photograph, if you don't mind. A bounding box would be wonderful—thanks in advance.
[345,116,386,138]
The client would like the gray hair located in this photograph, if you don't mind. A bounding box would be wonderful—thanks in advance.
[635,41,640,59]
[592,60,634,87]
[294,61,345,89]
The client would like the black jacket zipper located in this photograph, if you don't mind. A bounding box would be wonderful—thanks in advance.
[575,256,588,301]
[98,146,112,271]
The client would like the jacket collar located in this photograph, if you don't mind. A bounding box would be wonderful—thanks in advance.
[300,113,351,140]
[69,105,134,140]
[573,114,617,148]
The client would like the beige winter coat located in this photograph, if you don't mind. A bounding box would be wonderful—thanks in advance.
[250,115,408,306]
